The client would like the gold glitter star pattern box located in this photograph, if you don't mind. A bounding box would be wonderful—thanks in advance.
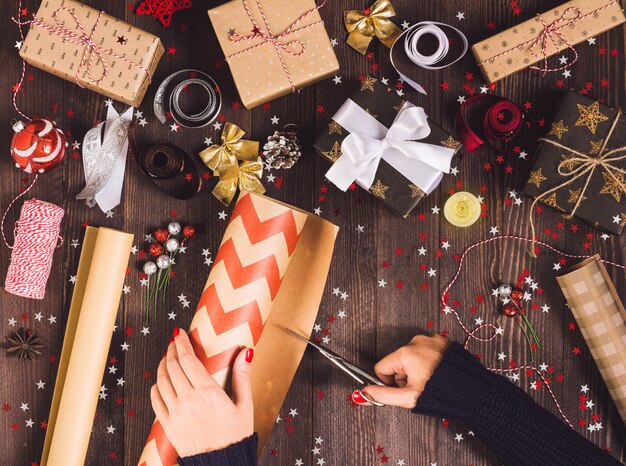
[313,77,461,218]
[523,91,626,235]
[207,0,339,109]
[471,0,625,83]
[19,0,164,107]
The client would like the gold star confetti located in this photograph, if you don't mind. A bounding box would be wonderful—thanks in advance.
[599,171,626,202]
[370,179,389,199]
[560,153,579,171]
[364,108,378,119]
[542,193,562,210]
[548,120,569,139]
[322,141,342,162]
[575,101,608,134]
[393,100,406,112]
[328,120,342,135]
[528,168,547,187]
[409,184,425,198]
[360,76,377,91]
[567,187,587,204]
[440,135,461,149]
[589,139,605,155]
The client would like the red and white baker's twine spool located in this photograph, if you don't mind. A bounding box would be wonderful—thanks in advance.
[441,235,626,428]
[226,0,327,92]
[2,177,64,300]
[478,1,619,75]
[13,5,152,90]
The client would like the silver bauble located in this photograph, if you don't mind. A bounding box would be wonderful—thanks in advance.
[143,261,157,275]
[168,221,181,235]
[156,254,171,269]
[166,238,179,253]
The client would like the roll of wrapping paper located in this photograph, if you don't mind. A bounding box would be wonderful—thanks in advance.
[41,227,134,466]
[139,191,339,465]
[556,255,626,427]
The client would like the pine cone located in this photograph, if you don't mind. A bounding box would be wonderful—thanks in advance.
[262,131,302,169]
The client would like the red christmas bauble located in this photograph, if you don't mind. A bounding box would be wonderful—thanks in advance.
[154,229,169,243]
[10,119,67,174]
[503,302,517,317]
[183,225,195,238]
[149,243,163,257]
[511,287,524,303]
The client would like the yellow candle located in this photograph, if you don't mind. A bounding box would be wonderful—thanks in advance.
[444,191,481,227]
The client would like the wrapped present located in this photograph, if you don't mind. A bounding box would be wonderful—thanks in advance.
[557,255,626,427]
[313,76,460,217]
[138,192,338,465]
[207,0,339,109]
[19,0,164,107]
[523,91,626,235]
[471,0,625,83]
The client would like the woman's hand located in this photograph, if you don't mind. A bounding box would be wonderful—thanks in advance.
[150,328,255,457]
[362,334,449,408]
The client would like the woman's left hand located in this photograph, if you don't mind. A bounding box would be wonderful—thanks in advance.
[150,328,255,457]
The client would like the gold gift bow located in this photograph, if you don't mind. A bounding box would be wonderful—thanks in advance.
[200,122,259,173]
[344,0,402,55]
[213,159,265,205]
[528,111,626,255]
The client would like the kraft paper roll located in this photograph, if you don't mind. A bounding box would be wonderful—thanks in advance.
[557,255,626,427]
[139,191,338,465]
[41,227,134,466]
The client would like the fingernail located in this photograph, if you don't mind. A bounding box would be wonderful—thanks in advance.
[245,348,254,363]
[169,336,174,344]
[173,327,180,337]
[351,389,372,406]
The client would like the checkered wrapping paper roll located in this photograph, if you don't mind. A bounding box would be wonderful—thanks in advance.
[557,256,626,427]
[138,192,308,466]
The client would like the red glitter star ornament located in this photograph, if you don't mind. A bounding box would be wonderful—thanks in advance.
[135,0,192,27]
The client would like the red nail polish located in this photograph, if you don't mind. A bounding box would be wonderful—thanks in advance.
[351,389,372,406]
[173,327,180,337]
[245,348,254,363]
[169,336,174,343]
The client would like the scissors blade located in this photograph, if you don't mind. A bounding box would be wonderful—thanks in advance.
[285,328,385,386]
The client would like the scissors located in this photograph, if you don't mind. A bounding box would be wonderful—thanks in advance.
[285,328,386,407]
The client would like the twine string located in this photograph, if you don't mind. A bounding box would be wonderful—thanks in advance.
[441,235,626,428]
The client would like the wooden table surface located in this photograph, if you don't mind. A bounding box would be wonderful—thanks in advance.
[1,0,625,465]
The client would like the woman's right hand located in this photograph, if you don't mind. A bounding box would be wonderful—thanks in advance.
[362,334,450,408]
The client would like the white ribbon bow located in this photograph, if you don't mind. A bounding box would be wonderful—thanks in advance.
[325,99,454,192]
[76,103,133,212]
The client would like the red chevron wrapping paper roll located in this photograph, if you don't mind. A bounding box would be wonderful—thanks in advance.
[139,191,338,465]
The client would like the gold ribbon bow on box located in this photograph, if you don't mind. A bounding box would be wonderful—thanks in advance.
[344,0,402,55]
[199,122,264,205]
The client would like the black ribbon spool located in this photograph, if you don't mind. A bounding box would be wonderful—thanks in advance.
[153,70,222,128]
[138,144,202,200]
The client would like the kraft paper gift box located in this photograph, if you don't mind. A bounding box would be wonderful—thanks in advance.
[208,0,339,109]
[471,0,625,83]
[314,76,461,217]
[19,0,164,107]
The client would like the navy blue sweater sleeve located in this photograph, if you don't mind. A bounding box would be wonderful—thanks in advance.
[178,433,258,466]
[414,342,622,466]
